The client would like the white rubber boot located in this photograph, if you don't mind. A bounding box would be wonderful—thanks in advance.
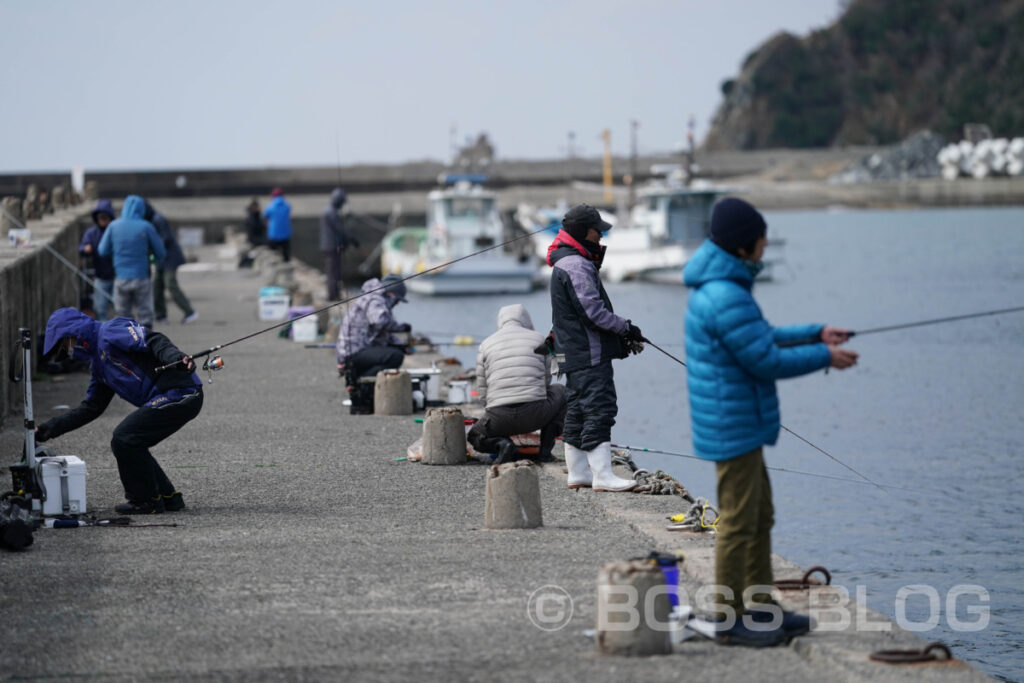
[564,443,592,489]
[587,442,637,492]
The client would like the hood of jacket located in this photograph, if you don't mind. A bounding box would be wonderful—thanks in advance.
[496,304,533,331]
[546,229,604,267]
[120,195,147,220]
[683,239,753,291]
[91,199,115,224]
[330,188,347,209]
[43,308,100,359]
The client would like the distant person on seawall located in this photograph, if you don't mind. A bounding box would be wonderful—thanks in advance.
[264,187,292,262]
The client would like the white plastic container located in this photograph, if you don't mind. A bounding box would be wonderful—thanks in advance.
[291,316,318,342]
[258,295,290,321]
[38,456,87,516]
[448,380,470,404]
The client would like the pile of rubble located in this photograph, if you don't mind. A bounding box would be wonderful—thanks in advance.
[937,137,1024,180]
[831,130,946,184]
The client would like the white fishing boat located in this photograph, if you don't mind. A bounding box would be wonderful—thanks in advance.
[522,169,779,283]
[380,176,539,295]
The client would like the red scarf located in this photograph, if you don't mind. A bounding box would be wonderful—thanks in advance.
[546,229,602,267]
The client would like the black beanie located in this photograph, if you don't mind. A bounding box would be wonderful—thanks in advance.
[709,197,767,255]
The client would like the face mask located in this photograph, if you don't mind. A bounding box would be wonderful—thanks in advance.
[743,260,765,279]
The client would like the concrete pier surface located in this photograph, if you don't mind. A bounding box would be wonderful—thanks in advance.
[0,249,990,681]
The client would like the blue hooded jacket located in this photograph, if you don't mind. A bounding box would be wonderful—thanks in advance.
[78,199,116,280]
[263,196,292,241]
[683,240,831,461]
[39,309,202,439]
[98,195,165,279]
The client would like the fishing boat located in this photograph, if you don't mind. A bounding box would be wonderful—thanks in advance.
[520,170,779,283]
[380,176,539,295]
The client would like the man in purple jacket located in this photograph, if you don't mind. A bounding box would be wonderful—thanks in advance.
[35,308,203,515]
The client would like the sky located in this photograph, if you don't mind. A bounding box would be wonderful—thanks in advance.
[0,0,842,172]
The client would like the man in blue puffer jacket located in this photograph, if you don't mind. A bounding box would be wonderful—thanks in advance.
[98,195,165,328]
[35,308,203,515]
[264,187,292,262]
[684,197,858,647]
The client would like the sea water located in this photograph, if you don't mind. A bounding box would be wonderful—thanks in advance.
[399,206,1024,682]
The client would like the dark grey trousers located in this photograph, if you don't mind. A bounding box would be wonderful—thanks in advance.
[468,384,567,456]
[563,361,617,450]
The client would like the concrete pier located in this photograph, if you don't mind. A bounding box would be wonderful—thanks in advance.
[0,244,989,681]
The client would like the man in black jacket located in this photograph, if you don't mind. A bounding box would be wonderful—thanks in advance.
[320,188,358,301]
[545,204,642,492]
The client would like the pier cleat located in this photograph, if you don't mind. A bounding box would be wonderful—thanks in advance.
[747,606,812,639]
[162,491,186,512]
[114,497,165,515]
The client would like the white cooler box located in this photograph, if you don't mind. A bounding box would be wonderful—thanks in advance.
[38,456,87,516]
[259,295,290,321]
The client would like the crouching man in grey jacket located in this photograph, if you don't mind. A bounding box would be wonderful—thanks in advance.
[468,304,567,464]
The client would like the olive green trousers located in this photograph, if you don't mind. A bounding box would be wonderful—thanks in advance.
[714,447,775,618]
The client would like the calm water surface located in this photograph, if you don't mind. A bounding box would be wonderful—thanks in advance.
[398,207,1024,682]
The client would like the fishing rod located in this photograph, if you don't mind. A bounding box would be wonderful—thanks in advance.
[611,443,936,494]
[0,205,116,305]
[640,336,887,492]
[777,305,1024,347]
[155,224,553,372]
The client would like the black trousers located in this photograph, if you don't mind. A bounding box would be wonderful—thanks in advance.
[110,390,203,502]
[268,239,291,262]
[563,361,617,451]
[468,384,567,457]
[349,345,404,379]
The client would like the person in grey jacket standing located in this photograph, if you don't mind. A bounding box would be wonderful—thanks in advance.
[468,304,567,464]
[145,200,197,325]
[320,188,359,301]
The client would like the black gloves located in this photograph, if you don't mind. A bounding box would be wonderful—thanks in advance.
[625,322,644,342]
[534,331,555,356]
[35,423,53,443]
[395,322,412,333]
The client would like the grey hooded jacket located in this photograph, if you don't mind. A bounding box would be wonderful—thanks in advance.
[475,304,551,408]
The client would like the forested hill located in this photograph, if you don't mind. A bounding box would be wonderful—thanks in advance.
[703,0,1024,150]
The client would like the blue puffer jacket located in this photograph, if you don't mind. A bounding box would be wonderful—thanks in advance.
[97,195,165,279]
[264,196,292,241]
[683,240,831,461]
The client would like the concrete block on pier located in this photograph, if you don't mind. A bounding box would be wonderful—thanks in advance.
[421,406,466,465]
[596,560,672,656]
[51,185,66,210]
[1,197,24,234]
[374,369,412,416]
[484,460,542,529]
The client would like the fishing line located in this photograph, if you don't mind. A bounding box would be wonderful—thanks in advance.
[0,205,115,305]
[156,224,553,371]
[611,443,935,494]
[640,336,887,491]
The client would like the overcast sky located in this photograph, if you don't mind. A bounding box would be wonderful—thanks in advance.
[0,0,841,172]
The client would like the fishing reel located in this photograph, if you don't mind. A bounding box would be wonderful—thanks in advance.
[622,337,645,356]
[201,356,225,383]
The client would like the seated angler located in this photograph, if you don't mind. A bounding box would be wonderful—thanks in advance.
[468,304,567,464]
[34,308,203,514]
[335,274,412,381]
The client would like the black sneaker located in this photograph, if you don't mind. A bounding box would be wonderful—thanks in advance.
[114,497,165,515]
[162,491,186,512]
[714,619,786,648]
[492,438,519,465]
[748,606,812,638]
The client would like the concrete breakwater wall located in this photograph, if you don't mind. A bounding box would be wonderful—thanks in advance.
[0,207,89,419]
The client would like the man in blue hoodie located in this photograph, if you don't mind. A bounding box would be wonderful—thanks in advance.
[264,187,292,262]
[683,197,858,647]
[98,195,166,328]
[78,199,117,319]
[34,308,203,514]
